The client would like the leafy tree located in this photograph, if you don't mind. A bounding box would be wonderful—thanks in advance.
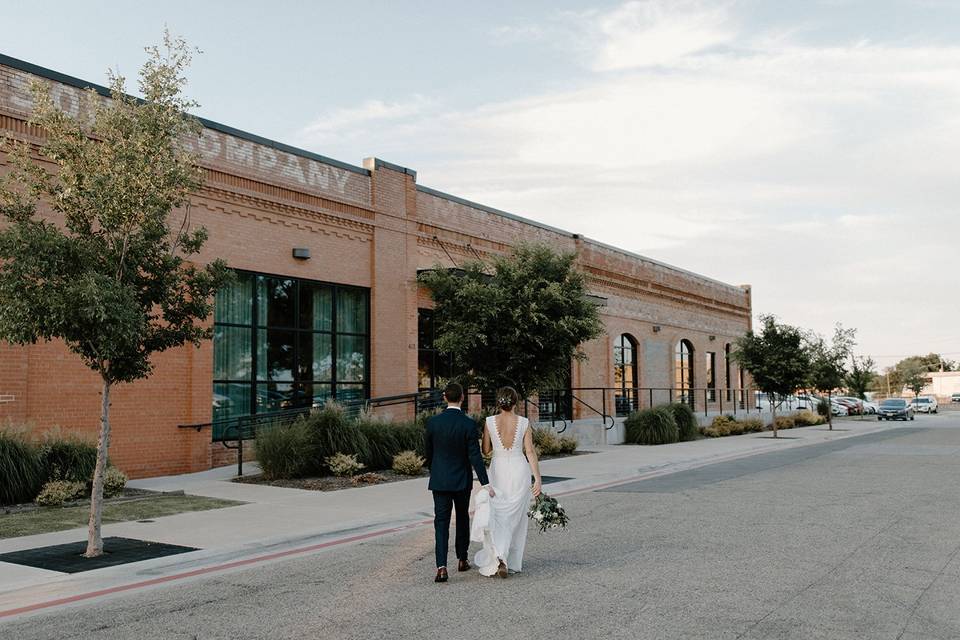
[872,353,949,397]
[0,34,230,557]
[845,356,876,400]
[417,243,603,402]
[732,315,811,438]
[902,367,928,398]
[807,325,855,430]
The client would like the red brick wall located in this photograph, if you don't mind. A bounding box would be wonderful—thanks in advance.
[0,58,753,478]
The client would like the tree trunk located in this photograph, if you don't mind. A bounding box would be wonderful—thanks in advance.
[770,394,778,438]
[85,377,111,558]
[827,391,833,430]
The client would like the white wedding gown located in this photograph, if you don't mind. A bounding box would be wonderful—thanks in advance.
[471,415,531,576]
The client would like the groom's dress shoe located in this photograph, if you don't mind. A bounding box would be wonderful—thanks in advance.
[458,559,471,572]
[435,568,448,583]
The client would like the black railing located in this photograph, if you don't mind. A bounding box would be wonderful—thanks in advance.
[536,387,766,422]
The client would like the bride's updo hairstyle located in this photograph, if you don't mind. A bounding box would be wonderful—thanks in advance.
[496,386,519,411]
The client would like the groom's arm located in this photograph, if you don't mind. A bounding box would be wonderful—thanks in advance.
[424,421,433,470]
[465,419,490,486]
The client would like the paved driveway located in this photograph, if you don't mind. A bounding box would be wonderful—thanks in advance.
[4,416,960,639]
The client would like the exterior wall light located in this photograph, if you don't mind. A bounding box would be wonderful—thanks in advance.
[292,248,311,260]
[709,335,716,341]
[652,325,662,333]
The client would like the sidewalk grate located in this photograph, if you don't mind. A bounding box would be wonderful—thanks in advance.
[0,537,199,574]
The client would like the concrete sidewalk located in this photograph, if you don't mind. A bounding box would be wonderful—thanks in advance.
[0,416,890,618]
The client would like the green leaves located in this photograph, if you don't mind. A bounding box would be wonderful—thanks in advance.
[418,242,603,398]
[733,315,811,400]
[0,32,230,384]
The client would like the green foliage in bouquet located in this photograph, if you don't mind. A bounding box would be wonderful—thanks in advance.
[528,493,569,533]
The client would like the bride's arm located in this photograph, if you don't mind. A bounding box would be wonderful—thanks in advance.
[523,427,542,498]
[481,422,492,456]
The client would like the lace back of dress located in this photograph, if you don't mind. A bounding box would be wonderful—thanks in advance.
[488,414,526,454]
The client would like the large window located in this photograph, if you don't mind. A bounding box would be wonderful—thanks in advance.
[417,309,453,390]
[213,272,369,434]
[614,334,638,416]
[675,339,694,407]
[706,351,716,402]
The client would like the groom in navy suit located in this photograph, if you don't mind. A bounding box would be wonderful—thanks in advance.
[424,382,492,583]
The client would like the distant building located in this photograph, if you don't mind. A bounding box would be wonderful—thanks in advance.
[918,371,960,399]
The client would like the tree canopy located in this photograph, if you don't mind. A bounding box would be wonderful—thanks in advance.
[733,315,811,436]
[417,243,603,400]
[0,33,230,556]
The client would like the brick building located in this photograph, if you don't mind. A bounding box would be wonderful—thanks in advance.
[0,54,753,478]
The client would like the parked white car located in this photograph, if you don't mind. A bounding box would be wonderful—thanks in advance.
[911,396,938,414]
[830,400,849,416]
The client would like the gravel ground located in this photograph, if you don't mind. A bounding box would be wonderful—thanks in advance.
[4,416,960,640]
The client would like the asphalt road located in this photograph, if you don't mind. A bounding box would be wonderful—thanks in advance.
[5,415,960,640]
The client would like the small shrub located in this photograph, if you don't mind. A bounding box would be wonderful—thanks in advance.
[103,466,127,498]
[665,403,699,442]
[304,404,371,474]
[700,426,724,438]
[624,407,679,445]
[773,415,796,430]
[794,410,821,427]
[0,427,44,505]
[532,427,562,456]
[38,430,98,484]
[817,399,830,417]
[35,480,86,507]
[557,435,578,454]
[392,450,426,476]
[325,452,365,477]
[352,472,387,485]
[256,420,314,480]
[711,415,738,429]
[740,417,765,433]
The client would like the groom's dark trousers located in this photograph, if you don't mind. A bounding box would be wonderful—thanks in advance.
[432,490,471,568]
[425,407,489,569]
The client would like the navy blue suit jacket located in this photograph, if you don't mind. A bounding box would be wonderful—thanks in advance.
[424,408,489,492]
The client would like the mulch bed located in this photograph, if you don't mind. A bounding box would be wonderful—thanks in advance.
[234,469,427,491]
[234,451,594,492]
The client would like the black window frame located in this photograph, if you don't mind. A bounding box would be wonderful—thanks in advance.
[213,269,371,432]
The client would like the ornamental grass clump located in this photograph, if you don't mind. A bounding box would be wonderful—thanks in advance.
[306,403,371,474]
[794,410,823,426]
[664,403,699,442]
[532,427,563,455]
[740,417,765,433]
[255,420,314,480]
[38,430,98,483]
[325,452,365,477]
[355,413,401,470]
[0,427,45,505]
[392,450,426,476]
[773,415,796,430]
[625,407,679,445]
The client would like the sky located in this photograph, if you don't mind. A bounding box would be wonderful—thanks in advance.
[4,0,960,370]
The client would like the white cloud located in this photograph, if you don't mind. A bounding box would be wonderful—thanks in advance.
[294,2,960,365]
[590,0,736,70]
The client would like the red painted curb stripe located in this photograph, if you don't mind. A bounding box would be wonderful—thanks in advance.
[0,520,431,619]
[0,429,871,619]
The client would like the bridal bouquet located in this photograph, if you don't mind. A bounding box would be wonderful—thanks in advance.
[528,493,569,533]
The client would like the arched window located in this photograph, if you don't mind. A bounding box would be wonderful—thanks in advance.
[614,334,638,416]
[724,343,732,402]
[675,339,694,407]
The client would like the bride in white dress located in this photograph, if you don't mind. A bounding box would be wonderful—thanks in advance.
[472,386,543,578]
